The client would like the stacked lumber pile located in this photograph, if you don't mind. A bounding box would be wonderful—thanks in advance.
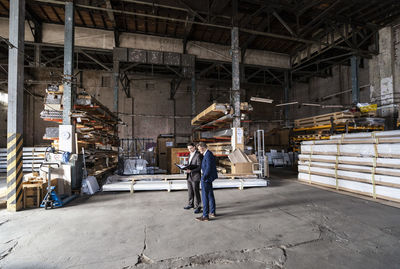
[294,111,356,128]
[298,130,400,203]
[191,102,253,174]
[291,110,385,152]
[192,102,252,142]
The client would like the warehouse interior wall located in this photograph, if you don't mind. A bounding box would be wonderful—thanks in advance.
[0,67,285,147]
[289,62,370,121]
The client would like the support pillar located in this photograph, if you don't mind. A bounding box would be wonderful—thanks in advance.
[34,44,40,67]
[113,60,120,113]
[231,0,240,128]
[63,0,75,125]
[284,70,290,127]
[191,75,196,117]
[7,0,25,211]
[231,26,241,128]
[351,55,359,104]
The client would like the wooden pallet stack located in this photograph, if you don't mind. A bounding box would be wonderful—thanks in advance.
[298,130,400,203]
[291,110,384,151]
[191,102,252,174]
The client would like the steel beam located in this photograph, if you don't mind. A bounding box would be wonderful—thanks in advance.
[7,0,25,212]
[284,71,290,127]
[63,0,75,125]
[191,75,196,117]
[351,55,359,104]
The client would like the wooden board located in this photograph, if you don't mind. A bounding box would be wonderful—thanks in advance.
[191,103,231,126]
[295,111,355,128]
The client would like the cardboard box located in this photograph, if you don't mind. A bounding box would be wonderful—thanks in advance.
[228,148,257,175]
[231,162,254,174]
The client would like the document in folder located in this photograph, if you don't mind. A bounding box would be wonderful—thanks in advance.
[174,163,198,171]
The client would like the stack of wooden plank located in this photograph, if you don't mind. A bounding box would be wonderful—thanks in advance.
[298,130,400,203]
[294,111,355,128]
[291,110,385,152]
[191,103,253,174]
[191,102,253,126]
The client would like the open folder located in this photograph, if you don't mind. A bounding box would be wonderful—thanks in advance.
[174,163,198,171]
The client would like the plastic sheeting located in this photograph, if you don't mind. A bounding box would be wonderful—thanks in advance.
[298,173,400,202]
[123,159,148,175]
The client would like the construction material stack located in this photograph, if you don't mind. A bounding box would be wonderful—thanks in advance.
[191,102,253,174]
[40,86,119,177]
[298,130,400,203]
[291,110,385,152]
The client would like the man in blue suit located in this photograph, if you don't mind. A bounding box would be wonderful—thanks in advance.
[196,142,218,221]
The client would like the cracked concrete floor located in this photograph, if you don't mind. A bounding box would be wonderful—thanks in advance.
[1,169,400,268]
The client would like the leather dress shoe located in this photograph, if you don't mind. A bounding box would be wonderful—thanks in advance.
[195,216,209,221]
[194,208,202,214]
[184,205,194,210]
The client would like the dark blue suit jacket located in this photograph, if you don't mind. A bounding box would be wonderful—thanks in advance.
[201,150,218,182]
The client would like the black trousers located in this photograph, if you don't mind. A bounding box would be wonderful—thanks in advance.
[187,180,201,208]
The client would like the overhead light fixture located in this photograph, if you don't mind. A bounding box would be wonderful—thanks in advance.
[250,97,274,103]
[0,91,8,104]
[276,101,298,107]
[302,103,321,107]
[322,105,344,108]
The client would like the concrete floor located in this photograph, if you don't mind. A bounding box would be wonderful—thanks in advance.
[1,169,400,269]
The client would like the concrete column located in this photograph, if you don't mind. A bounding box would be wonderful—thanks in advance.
[369,26,400,129]
[63,0,75,125]
[191,75,196,117]
[34,44,40,67]
[7,0,25,212]
[351,55,359,104]
[231,26,241,128]
[113,60,119,113]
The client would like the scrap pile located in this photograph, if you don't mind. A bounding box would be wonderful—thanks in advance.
[291,110,384,152]
[298,130,400,203]
[191,102,253,174]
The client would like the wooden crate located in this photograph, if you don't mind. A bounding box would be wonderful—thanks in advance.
[167,147,189,174]
[23,183,44,208]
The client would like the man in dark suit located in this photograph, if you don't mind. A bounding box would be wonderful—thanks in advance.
[184,143,203,214]
[196,142,218,221]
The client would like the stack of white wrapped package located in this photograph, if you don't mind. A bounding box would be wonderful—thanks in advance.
[298,130,400,203]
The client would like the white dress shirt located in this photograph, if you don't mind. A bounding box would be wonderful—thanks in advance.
[189,151,195,164]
